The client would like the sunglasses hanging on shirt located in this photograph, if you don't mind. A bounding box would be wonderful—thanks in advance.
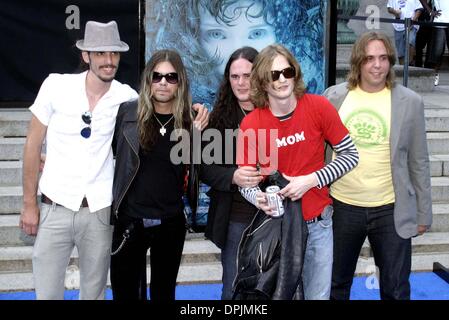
[271,66,295,82]
[81,111,92,138]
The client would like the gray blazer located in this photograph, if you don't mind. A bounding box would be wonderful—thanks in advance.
[323,82,432,239]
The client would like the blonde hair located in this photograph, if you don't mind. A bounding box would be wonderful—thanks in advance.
[138,50,192,151]
[250,44,306,108]
[347,31,396,90]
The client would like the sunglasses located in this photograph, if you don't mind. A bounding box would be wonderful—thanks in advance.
[152,72,179,84]
[271,66,295,82]
[81,111,92,138]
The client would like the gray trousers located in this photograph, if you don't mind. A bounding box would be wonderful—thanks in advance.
[32,203,113,300]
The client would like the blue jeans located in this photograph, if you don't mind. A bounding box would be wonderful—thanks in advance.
[429,27,449,67]
[330,198,411,300]
[221,221,250,300]
[302,205,333,300]
[394,28,418,59]
[394,29,406,58]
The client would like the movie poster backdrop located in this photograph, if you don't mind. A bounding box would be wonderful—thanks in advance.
[145,0,331,228]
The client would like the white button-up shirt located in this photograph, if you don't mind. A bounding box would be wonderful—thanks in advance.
[29,71,138,212]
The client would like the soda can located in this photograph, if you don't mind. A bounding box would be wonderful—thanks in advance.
[265,185,284,218]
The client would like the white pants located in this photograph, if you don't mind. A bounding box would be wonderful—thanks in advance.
[32,203,113,300]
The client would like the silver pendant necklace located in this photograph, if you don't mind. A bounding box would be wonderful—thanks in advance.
[154,114,174,136]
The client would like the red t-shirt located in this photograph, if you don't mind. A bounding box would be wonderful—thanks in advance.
[237,94,348,220]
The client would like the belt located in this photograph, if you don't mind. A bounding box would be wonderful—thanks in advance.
[41,194,89,208]
[305,214,324,225]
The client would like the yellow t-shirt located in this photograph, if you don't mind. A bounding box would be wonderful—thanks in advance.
[331,86,395,207]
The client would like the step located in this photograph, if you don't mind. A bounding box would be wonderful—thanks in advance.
[0,111,30,138]
[430,155,449,177]
[0,235,220,273]
[0,186,22,214]
[432,203,449,233]
[421,85,449,109]
[361,232,449,258]
[2,134,446,166]
[0,153,434,186]
[0,236,222,292]
[1,251,447,293]
[0,161,22,185]
[2,231,447,274]
[425,109,449,132]
[2,200,448,248]
[355,252,449,276]
[0,260,223,292]
[427,133,449,155]
[431,177,449,202]
[0,138,25,161]
[0,215,36,246]
[0,154,445,189]
[0,177,447,216]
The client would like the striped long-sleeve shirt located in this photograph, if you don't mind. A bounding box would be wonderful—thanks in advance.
[240,134,359,207]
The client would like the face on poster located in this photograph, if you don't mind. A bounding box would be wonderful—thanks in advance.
[146,0,327,108]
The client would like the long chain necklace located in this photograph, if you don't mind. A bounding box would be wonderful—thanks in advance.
[238,105,252,128]
[154,114,174,136]
[239,105,248,117]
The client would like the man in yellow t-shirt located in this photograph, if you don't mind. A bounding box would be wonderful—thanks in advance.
[324,31,432,300]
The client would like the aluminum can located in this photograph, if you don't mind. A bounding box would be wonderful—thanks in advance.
[265,185,284,218]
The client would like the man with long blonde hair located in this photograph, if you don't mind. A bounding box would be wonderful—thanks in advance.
[324,31,432,300]
[110,49,208,300]
[237,44,359,299]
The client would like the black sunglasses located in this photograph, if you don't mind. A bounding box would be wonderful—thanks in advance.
[271,66,295,82]
[81,111,92,138]
[152,72,179,84]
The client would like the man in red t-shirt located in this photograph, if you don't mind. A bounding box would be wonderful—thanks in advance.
[237,44,359,300]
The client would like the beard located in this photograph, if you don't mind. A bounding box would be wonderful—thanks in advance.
[152,92,176,104]
[92,65,117,83]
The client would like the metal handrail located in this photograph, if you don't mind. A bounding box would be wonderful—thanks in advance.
[337,14,449,87]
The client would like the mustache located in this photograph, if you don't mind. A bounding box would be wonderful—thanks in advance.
[100,65,117,69]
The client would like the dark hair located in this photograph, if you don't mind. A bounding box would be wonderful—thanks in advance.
[208,46,258,132]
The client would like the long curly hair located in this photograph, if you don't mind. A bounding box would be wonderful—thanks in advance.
[208,46,258,132]
[138,50,192,151]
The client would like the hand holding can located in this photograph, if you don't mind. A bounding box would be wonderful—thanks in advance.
[265,185,284,218]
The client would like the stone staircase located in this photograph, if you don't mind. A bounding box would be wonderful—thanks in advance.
[0,109,224,292]
[1,73,449,292]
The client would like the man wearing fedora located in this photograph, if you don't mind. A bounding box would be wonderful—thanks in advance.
[20,20,138,300]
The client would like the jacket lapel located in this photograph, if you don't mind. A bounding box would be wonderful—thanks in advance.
[390,85,406,161]
[123,108,140,155]
[329,84,349,110]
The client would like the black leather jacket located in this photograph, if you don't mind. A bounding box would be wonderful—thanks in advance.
[232,173,308,300]
[111,100,199,223]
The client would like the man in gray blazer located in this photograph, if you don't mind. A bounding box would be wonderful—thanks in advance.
[323,31,432,300]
